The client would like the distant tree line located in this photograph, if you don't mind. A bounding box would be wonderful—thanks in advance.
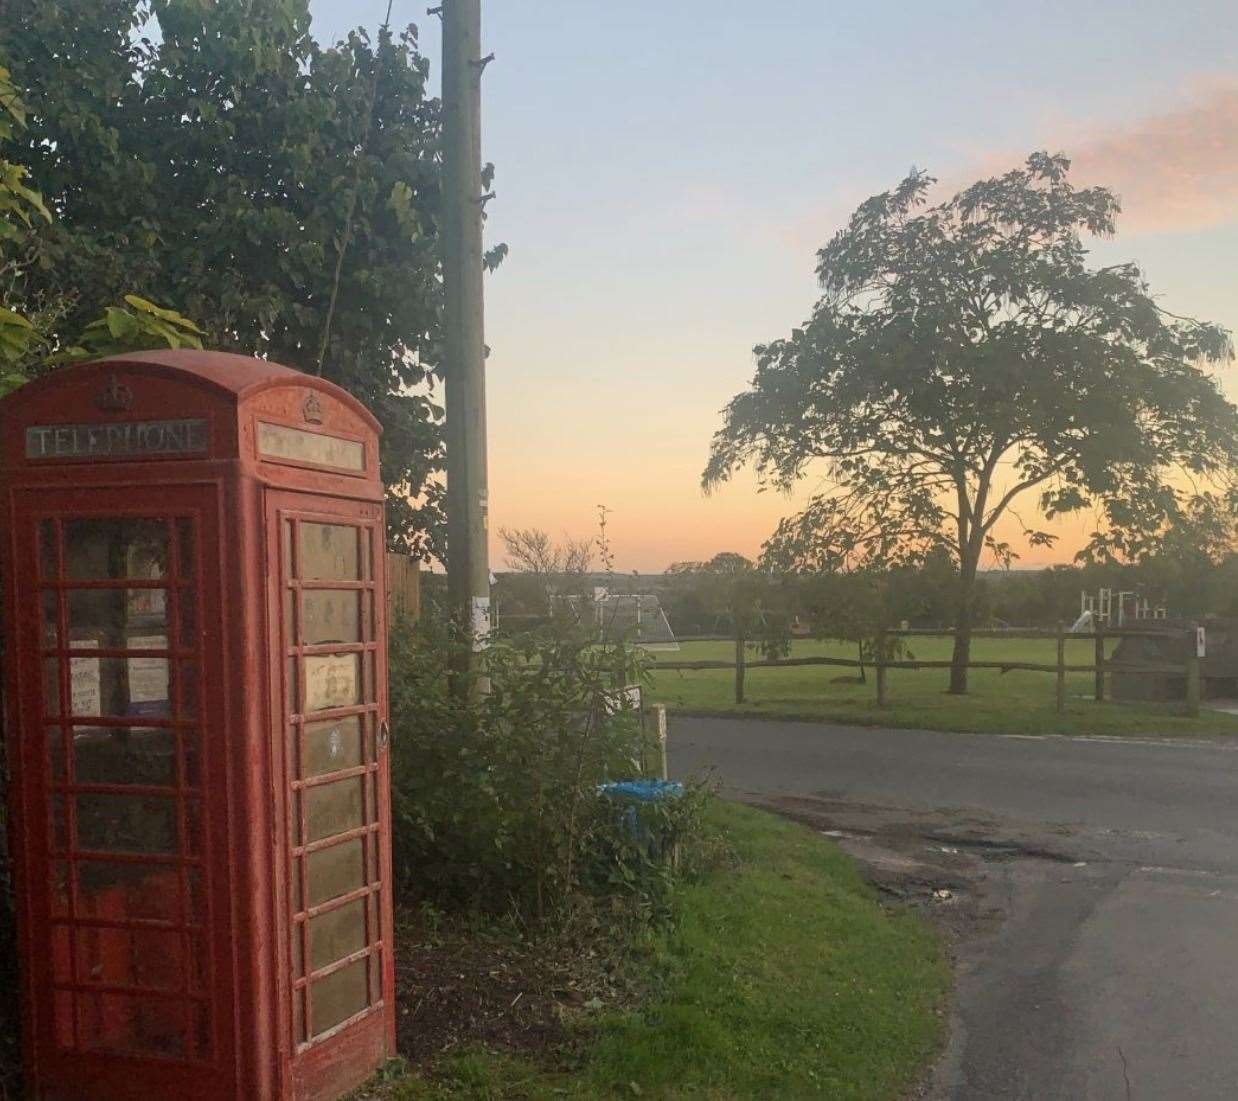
[655,550,1238,640]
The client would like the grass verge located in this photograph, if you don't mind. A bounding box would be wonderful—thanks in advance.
[648,638,1238,738]
[380,801,948,1100]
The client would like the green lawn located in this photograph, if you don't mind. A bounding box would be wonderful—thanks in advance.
[646,637,1238,738]
[386,802,948,1100]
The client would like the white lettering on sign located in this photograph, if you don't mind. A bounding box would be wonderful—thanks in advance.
[258,422,365,472]
[26,420,208,460]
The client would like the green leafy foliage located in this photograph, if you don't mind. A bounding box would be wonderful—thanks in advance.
[4,0,489,557]
[73,295,203,358]
[0,63,50,239]
[388,616,702,921]
[0,55,201,394]
[705,153,1238,692]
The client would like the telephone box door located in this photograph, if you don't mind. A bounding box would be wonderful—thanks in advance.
[9,486,233,1096]
[266,492,394,1096]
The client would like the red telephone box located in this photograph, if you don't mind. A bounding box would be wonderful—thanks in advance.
[0,350,396,1100]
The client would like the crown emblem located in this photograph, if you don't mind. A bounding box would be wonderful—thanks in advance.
[95,375,134,413]
[303,393,324,425]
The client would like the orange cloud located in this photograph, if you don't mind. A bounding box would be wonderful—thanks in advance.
[790,79,1238,248]
[1042,79,1238,235]
[944,79,1238,237]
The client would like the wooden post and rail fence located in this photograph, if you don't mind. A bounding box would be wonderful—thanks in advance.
[655,624,1205,717]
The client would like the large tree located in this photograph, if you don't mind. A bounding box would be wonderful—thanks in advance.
[1,60,204,383]
[704,153,1238,693]
[3,0,480,557]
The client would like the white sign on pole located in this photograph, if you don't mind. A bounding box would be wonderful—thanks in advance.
[471,596,491,652]
[1196,626,1207,659]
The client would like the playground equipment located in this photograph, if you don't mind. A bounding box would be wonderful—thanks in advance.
[1072,588,1167,632]
[563,589,681,651]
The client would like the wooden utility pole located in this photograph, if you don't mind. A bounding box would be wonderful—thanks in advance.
[1185,621,1202,718]
[441,0,492,691]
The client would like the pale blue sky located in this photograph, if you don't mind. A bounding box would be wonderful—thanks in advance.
[310,1,1238,569]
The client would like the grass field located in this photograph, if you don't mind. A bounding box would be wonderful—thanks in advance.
[645,636,1238,738]
[386,802,948,1100]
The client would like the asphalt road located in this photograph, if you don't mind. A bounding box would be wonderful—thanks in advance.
[668,716,1238,1101]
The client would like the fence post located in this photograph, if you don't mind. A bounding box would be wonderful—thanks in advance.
[654,704,669,780]
[734,629,746,705]
[875,629,888,707]
[1094,622,1105,703]
[1186,621,1201,718]
[1056,622,1066,715]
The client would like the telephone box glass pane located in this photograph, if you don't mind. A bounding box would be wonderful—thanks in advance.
[50,794,68,851]
[39,519,58,578]
[41,590,59,645]
[75,794,178,854]
[178,662,200,718]
[75,928,184,990]
[306,839,366,907]
[311,959,368,1036]
[50,863,69,917]
[76,865,179,921]
[51,925,71,984]
[175,518,195,581]
[185,733,201,789]
[304,653,360,711]
[299,524,359,581]
[71,727,177,787]
[63,519,169,581]
[302,591,361,645]
[77,994,186,1058]
[304,778,364,844]
[185,800,205,857]
[308,897,366,970]
[43,659,62,717]
[69,657,171,718]
[179,588,199,649]
[66,589,169,649]
[46,728,66,782]
[303,716,362,777]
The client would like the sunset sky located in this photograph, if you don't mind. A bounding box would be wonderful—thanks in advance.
[311,0,1238,572]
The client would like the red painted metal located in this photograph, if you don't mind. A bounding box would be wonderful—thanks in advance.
[0,351,394,1100]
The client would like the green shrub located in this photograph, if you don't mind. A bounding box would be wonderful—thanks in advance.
[388,616,700,921]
